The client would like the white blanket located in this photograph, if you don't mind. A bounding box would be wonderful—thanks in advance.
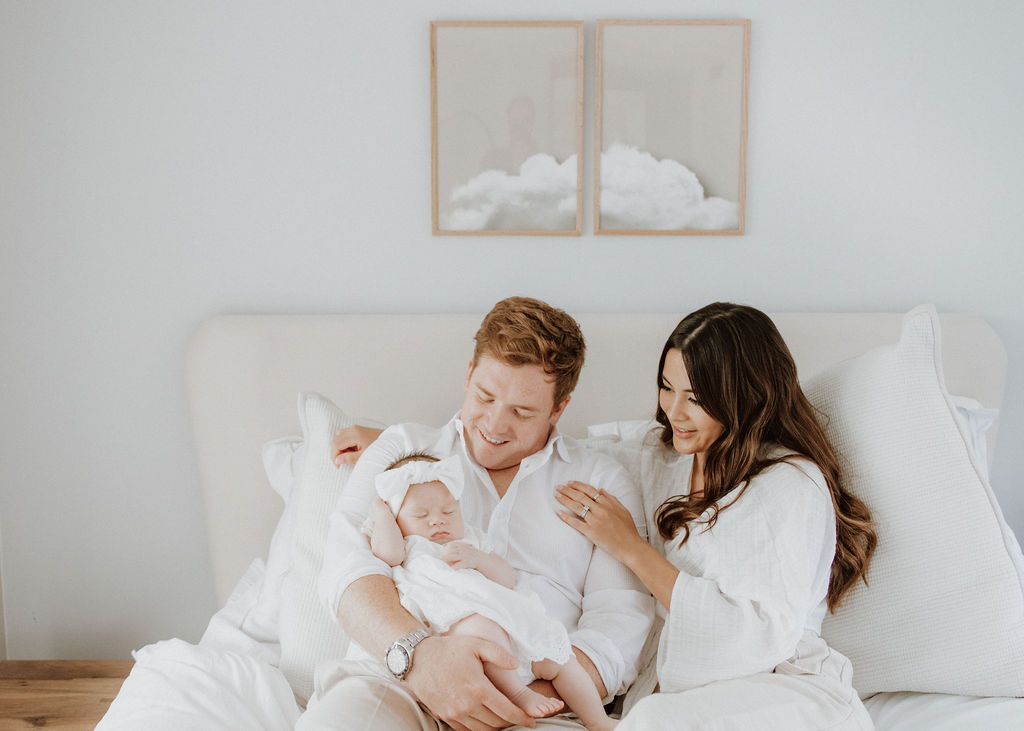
[97,561,301,730]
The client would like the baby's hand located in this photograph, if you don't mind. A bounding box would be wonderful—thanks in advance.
[441,542,483,570]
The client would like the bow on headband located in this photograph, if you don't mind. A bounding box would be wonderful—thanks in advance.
[374,454,465,516]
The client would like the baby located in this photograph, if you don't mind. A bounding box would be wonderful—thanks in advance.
[366,452,617,730]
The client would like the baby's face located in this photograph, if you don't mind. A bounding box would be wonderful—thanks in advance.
[396,480,465,544]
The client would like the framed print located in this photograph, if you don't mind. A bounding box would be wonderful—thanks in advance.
[431,21,584,235]
[595,19,750,235]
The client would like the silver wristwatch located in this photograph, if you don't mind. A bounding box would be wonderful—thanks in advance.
[385,628,430,679]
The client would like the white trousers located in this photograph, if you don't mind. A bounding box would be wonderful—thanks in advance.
[295,660,587,731]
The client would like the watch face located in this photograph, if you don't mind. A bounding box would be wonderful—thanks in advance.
[386,645,410,676]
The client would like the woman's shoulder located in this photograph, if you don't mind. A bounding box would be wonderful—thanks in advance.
[748,450,831,509]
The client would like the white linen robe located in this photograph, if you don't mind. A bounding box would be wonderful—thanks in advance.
[594,431,873,730]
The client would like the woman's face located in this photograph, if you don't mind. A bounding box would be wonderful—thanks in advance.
[659,348,725,458]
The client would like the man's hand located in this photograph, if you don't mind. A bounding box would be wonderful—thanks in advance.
[405,635,536,731]
[331,425,384,466]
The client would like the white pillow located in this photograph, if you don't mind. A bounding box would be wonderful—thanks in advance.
[808,305,1024,697]
[277,393,359,705]
[234,437,305,646]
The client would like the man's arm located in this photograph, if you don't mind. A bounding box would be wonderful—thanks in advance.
[563,456,657,700]
[338,574,536,730]
[324,423,537,730]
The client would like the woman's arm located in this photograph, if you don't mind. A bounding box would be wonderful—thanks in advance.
[368,497,406,566]
[556,481,679,611]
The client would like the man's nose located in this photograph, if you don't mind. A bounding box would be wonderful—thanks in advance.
[483,405,509,432]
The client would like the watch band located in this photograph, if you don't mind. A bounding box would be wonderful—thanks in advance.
[386,628,430,679]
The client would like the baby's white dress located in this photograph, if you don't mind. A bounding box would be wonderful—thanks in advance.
[393,526,572,667]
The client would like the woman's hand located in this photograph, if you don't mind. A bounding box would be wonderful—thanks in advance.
[557,480,680,612]
[555,481,647,564]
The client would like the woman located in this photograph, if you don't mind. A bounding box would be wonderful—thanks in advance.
[556,302,877,730]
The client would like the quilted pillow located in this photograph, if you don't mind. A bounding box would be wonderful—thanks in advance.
[808,305,1024,697]
[277,393,358,704]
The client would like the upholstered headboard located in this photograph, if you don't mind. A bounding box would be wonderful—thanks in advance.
[185,311,1006,606]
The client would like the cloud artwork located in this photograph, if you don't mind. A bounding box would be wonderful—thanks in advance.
[599,144,738,231]
[443,153,578,232]
[442,144,738,233]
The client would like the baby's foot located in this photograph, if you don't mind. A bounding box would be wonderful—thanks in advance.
[508,686,564,718]
[585,719,619,731]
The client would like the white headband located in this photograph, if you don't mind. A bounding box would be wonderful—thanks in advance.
[374,455,464,516]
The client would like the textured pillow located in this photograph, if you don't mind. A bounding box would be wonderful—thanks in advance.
[277,393,357,705]
[235,437,305,647]
[808,305,1024,697]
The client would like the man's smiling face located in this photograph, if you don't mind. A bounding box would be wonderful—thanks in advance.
[459,354,568,472]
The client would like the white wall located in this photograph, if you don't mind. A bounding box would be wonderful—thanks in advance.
[1,0,1022,659]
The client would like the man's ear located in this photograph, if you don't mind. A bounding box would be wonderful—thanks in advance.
[549,395,571,424]
[464,360,475,389]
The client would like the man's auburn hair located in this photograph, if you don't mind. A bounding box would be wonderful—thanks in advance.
[472,297,586,406]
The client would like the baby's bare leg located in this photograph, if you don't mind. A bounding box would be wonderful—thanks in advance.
[532,657,617,730]
[447,614,563,718]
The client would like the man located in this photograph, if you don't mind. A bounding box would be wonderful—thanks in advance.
[300,297,654,731]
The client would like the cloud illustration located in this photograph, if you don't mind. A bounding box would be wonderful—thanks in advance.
[442,144,738,232]
[443,153,578,231]
[599,143,738,231]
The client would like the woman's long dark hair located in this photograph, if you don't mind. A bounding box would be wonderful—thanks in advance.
[653,303,876,611]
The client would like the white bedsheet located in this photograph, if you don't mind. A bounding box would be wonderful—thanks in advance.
[97,561,301,730]
[864,690,1024,730]
[99,561,1024,729]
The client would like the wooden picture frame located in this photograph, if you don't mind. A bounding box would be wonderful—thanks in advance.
[431,21,584,235]
[595,19,750,235]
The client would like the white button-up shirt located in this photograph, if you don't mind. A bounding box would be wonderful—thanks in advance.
[319,415,655,696]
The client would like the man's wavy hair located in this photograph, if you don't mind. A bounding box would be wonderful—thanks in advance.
[472,297,586,406]
[653,302,877,611]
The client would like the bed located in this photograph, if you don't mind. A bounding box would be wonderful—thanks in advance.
[98,305,1024,729]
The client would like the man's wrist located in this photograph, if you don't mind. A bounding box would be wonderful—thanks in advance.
[385,627,430,679]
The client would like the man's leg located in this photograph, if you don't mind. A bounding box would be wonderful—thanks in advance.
[296,669,440,731]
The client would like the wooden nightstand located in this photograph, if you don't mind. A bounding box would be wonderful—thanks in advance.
[0,660,133,730]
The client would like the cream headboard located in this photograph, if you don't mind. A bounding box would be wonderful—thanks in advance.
[185,311,1006,606]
